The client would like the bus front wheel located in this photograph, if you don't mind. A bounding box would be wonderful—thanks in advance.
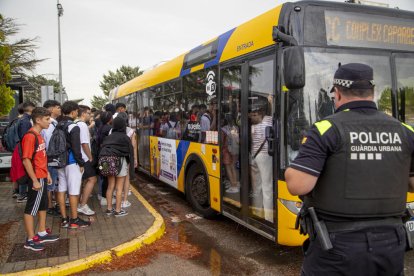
[185,164,216,219]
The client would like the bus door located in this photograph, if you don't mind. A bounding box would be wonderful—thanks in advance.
[221,64,242,210]
[221,54,276,238]
[137,91,151,171]
[246,55,276,230]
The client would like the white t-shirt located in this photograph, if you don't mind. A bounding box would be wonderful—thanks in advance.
[42,118,57,149]
[77,121,91,162]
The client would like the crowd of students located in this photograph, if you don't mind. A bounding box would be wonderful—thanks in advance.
[135,100,218,143]
[8,100,136,251]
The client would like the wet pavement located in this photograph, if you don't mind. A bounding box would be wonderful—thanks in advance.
[82,174,303,275]
[0,172,156,274]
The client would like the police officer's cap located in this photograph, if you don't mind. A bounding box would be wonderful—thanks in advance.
[330,63,375,93]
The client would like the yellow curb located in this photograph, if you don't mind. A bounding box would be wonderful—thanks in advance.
[112,187,165,257]
[5,186,165,276]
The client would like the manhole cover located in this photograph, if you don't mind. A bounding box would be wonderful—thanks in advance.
[7,238,69,263]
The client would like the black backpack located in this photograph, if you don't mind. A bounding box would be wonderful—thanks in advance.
[47,120,74,168]
[2,118,21,152]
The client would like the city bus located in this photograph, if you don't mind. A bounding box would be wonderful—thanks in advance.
[110,1,414,246]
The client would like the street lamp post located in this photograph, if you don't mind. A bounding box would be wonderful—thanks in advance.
[57,1,64,103]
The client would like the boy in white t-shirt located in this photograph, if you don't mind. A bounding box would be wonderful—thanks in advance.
[41,100,61,217]
[76,105,97,216]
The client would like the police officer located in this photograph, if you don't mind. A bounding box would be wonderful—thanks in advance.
[285,63,414,275]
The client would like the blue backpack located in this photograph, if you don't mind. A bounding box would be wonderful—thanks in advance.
[2,118,21,152]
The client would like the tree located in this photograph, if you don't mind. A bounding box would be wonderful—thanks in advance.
[0,14,44,74]
[0,44,14,116]
[90,95,108,110]
[0,15,15,116]
[91,65,143,109]
[377,88,392,115]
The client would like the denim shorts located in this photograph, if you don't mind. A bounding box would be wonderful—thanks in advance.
[47,166,59,192]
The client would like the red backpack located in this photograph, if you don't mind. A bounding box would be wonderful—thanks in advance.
[10,131,39,184]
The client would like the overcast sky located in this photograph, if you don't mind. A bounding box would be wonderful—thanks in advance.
[1,0,413,105]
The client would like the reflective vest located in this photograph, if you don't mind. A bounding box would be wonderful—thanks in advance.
[305,109,412,219]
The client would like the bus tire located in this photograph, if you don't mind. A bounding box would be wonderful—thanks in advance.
[185,163,217,219]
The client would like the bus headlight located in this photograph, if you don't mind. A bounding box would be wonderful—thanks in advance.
[280,199,302,215]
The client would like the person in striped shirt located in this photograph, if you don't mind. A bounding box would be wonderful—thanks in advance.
[249,104,273,222]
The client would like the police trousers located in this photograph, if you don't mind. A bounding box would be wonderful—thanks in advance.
[301,225,407,276]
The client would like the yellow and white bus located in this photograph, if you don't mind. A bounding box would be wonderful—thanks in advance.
[111,1,414,246]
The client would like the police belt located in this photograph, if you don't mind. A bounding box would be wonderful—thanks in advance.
[324,217,402,233]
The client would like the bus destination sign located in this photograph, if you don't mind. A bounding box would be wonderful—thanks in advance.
[325,10,414,51]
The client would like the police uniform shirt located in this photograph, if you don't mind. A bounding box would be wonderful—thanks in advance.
[289,100,414,178]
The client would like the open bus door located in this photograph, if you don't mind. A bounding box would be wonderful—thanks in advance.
[221,53,277,240]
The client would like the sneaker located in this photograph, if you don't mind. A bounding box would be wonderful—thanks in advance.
[47,208,61,217]
[77,204,95,216]
[61,217,69,228]
[16,195,28,203]
[105,209,114,216]
[36,228,59,243]
[12,191,19,198]
[69,217,91,229]
[121,200,131,208]
[114,209,128,217]
[128,189,132,196]
[100,197,107,206]
[226,187,240,194]
[24,236,44,251]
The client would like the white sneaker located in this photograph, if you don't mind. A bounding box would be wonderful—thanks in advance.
[77,204,95,216]
[121,200,131,208]
[100,197,107,206]
[226,187,240,194]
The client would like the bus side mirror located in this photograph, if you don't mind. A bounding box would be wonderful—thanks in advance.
[283,46,305,90]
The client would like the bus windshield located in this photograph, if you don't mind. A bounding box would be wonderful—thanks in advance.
[286,47,393,163]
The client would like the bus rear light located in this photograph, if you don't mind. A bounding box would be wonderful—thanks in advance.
[212,149,218,154]
[280,199,302,215]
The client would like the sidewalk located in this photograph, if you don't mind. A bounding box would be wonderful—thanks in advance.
[0,178,164,275]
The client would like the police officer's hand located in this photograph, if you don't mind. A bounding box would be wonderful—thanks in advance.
[80,166,84,174]
[33,179,42,191]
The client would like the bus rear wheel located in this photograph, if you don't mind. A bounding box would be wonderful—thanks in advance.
[186,164,216,219]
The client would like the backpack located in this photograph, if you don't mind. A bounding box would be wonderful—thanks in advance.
[10,131,39,185]
[2,118,21,152]
[47,120,74,168]
[166,121,178,139]
[98,155,122,177]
